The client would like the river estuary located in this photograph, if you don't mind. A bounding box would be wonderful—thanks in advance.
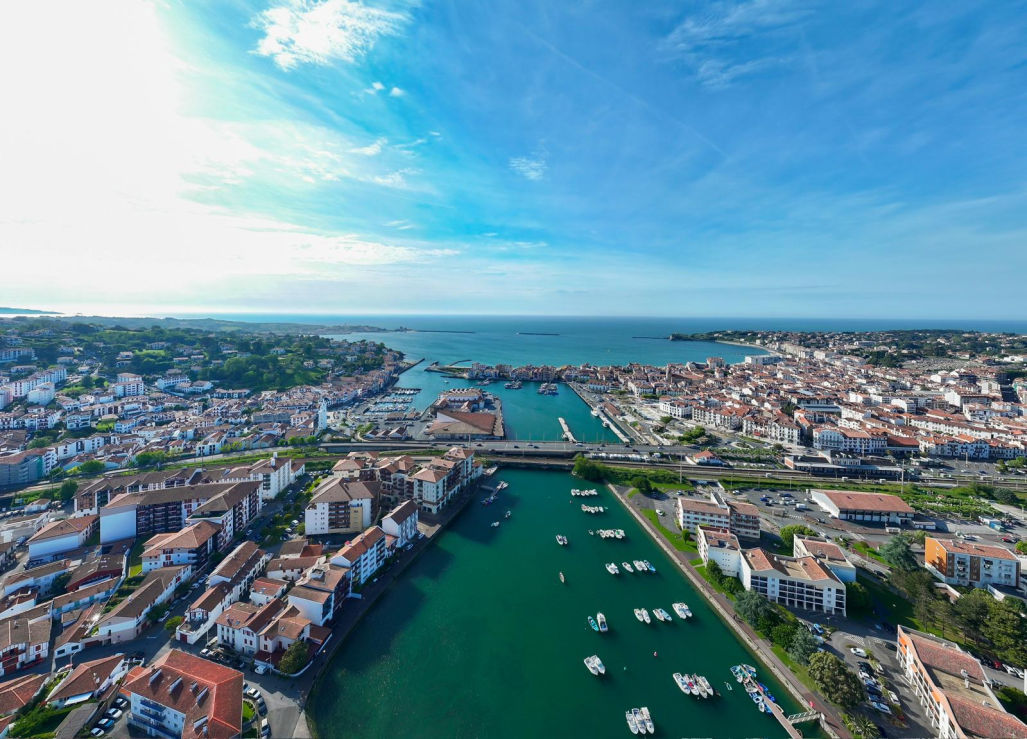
[308,468,805,737]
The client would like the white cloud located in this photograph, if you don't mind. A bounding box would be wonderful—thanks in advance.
[363,80,386,94]
[350,137,387,156]
[662,0,807,88]
[389,86,405,97]
[509,152,548,181]
[372,168,418,187]
[253,0,407,70]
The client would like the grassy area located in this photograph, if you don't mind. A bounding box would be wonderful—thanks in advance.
[9,704,76,737]
[852,541,886,564]
[770,643,821,698]
[857,574,921,631]
[127,537,146,577]
[693,563,736,600]
[243,701,256,723]
[627,488,640,499]
[640,509,697,553]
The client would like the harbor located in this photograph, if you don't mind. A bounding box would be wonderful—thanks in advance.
[308,468,808,737]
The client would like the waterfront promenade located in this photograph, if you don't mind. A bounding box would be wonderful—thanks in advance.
[607,483,851,739]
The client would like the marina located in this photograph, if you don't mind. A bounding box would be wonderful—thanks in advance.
[308,468,807,738]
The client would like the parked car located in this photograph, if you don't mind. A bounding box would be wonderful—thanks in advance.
[97,718,115,731]
[246,687,260,699]
[1004,664,1025,679]
[113,697,128,710]
[254,663,268,675]
[90,729,105,738]
[870,701,892,715]
[256,698,268,716]
[104,708,123,720]
[850,647,868,658]
[260,718,271,737]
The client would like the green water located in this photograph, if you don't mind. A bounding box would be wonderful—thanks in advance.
[309,469,805,737]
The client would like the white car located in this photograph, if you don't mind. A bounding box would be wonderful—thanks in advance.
[1005,664,1025,679]
[850,647,868,658]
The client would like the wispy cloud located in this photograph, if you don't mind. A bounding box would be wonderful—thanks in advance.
[662,0,810,88]
[253,0,408,70]
[350,137,386,156]
[388,86,405,97]
[509,147,548,180]
[363,80,386,94]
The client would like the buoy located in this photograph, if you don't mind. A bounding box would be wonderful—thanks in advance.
[653,651,658,657]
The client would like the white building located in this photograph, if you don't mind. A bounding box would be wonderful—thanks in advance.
[330,526,387,586]
[924,537,1021,590]
[739,548,846,616]
[695,526,741,576]
[381,500,419,547]
[792,536,857,583]
[304,478,376,536]
[26,515,98,561]
[810,489,915,525]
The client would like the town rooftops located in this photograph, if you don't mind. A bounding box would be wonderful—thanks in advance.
[142,521,221,556]
[0,614,51,652]
[384,500,418,526]
[46,654,124,705]
[249,577,288,598]
[813,489,914,514]
[308,478,378,506]
[0,673,47,715]
[27,515,97,543]
[335,526,385,562]
[104,482,240,511]
[101,566,185,621]
[930,537,1019,561]
[209,541,264,583]
[696,526,739,550]
[122,649,243,739]
[793,536,850,564]
[742,548,842,584]
[189,481,260,517]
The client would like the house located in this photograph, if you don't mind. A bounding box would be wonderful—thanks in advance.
[3,559,70,597]
[810,489,915,525]
[216,600,286,656]
[303,478,377,536]
[0,611,51,677]
[66,554,126,591]
[186,483,262,549]
[676,489,760,540]
[94,566,189,644]
[252,604,319,672]
[0,672,47,721]
[739,548,847,616]
[26,515,98,561]
[924,537,1021,591]
[266,555,321,583]
[52,577,122,618]
[688,450,725,466]
[897,625,1027,739]
[249,578,288,607]
[46,654,128,707]
[330,526,387,586]
[141,522,221,573]
[381,500,419,547]
[695,526,741,576]
[792,536,857,583]
[123,649,244,739]
[289,561,350,626]
[207,541,269,600]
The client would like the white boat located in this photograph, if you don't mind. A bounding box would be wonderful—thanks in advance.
[591,408,600,417]
[672,602,692,619]
[504,510,511,519]
[643,560,656,573]
[496,481,509,490]
[633,559,646,571]
[490,521,500,528]
[632,709,644,732]
[625,711,638,735]
[597,613,608,632]
[698,675,714,698]
[621,561,634,573]
[606,563,620,575]
[694,674,709,698]
[685,674,698,696]
[634,608,645,622]
[641,608,651,624]
[640,707,654,735]
[673,672,689,693]
[592,655,606,674]
[559,572,565,583]
[655,608,672,622]
[584,656,599,676]
[556,535,568,546]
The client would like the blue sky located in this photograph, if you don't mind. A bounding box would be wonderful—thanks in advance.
[2,0,1026,318]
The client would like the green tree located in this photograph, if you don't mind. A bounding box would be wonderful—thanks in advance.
[846,581,872,613]
[789,626,819,664]
[76,459,105,475]
[58,479,78,503]
[278,640,309,674]
[735,590,775,629]
[778,524,817,553]
[629,476,653,494]
[572,456,606,482]
[164,616,183,632]
[984,599,1027,665]
[706,560,724,582]
[847,713,881,739]
[1016,541,1027,555]
[134,451,169,468]
[954,588,993,642]
[771,622,798,647]
[807,652,866,708]
[879,535,918,571]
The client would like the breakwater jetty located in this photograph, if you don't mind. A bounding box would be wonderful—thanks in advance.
[557,417,577,442]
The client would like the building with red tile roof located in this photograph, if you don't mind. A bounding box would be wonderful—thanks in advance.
[123,649,243,739]
[811,489,915,524]
[740,547,846,615]
[897,626,1027,739]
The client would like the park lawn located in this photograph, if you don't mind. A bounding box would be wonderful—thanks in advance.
[627,488,640,499]
[652,480,694,493]
[641,509,697,553]
[852,541,886,564]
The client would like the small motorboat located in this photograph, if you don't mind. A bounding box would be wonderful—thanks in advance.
[490,521,500,528]
[654,608,672,622]
[584,656,600,676]
[504,510,511,519]
[634,609,645,623]
[640,707,654,735]
[673,672,689,694]
[622,561,634,573]
[588,616,599,632]
[591,655,606,674]
[626,711,638,735]
[643,560,656,573]
[694,674,709,698]
[641,609,651,624]
[606,562,620,575]
[559,571,565,583]
[632,709,644,733]
[556,535,568,546]
[633,560,646,571]
[597,613,608,632]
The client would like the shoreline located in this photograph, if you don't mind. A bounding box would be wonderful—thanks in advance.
[604,482,848,739]
[301,477,487,738]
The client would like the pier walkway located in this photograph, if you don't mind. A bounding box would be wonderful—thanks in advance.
[557,417,577,443]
